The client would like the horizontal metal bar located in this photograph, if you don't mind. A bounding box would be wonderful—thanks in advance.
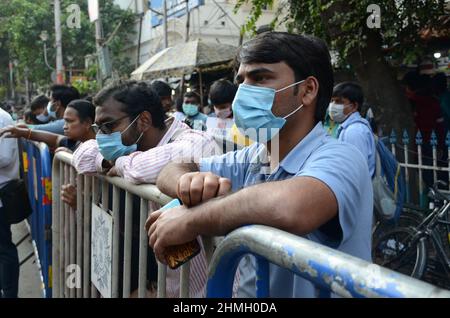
[55,152,172,205]
[398,163,450,172]
[207,225,450,298]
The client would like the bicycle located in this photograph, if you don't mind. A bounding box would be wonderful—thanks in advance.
[372,181,450,289]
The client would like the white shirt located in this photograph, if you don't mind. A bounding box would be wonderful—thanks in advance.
[0,108,20,190]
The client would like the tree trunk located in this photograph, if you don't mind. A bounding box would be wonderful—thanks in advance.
[346,31,414,137]
[320,1,415,138]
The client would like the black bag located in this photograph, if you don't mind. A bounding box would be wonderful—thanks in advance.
[0,179,32,224]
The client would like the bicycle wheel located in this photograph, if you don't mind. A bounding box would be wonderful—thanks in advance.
[372,208,424,242]
[372,226,427,279]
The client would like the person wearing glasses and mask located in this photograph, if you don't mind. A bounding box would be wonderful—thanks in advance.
[150,32,373,298]
[72,80,217,297]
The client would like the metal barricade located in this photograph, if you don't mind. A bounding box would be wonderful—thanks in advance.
[19,139,53,298]
[388,130,450,207]
[206,225,450,298]
[51,151,218,298]
[52,146,450,298]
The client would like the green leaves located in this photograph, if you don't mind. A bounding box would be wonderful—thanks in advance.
[0,0,135,88]
[236,0,445,66]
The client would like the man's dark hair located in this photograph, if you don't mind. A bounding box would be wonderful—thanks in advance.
[24,109,42,124]
[236,32,334,123]
[151,80,172,98]
[50,84,80,108]
[93,80,166,130]
[66,99,95,123]
[209,79,237,105]
[29,94,49,112]
[184,91,201,104]
[175,96,184,112]
[332,82,364,111]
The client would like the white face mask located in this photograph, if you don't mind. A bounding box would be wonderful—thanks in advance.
[214,106,232,119]
[328,102,351,123]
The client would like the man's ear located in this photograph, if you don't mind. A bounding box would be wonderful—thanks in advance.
[55,101,64,116]
[137,111,153,132]
[300,76,319,107]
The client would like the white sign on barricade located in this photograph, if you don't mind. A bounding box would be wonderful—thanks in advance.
[91,203,113,298]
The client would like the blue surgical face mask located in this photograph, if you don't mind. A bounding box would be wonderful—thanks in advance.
[47,101,57,119]
[96,115,143,161]
[232,80,305,142]
[36,111,51,123]
[182,103,199,117]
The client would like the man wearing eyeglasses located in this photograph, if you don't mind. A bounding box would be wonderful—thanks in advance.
[72,80,217,182]
[72,80,217,297]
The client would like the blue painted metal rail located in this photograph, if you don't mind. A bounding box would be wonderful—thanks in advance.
[206,225,450,298]
[20,139,53,297]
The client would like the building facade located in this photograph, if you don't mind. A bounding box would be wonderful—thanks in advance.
[113,0,285,68]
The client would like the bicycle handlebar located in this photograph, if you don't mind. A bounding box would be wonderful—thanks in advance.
[428,180,450,202]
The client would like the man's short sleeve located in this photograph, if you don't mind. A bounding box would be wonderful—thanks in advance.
[295,142,373,245]
[199,146,254,191]
[30,119,65,135]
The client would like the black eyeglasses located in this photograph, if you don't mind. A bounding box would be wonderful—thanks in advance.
[91,115,130,134]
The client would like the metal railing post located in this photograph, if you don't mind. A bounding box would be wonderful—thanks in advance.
[51,155,61,298]
[138,198,149,298]
[123,191,133,298]
[76,173,83,298]
[83,174,92,298]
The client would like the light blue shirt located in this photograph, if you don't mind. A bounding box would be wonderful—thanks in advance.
[200,122,373,297]
[29,119,65,135]
[337,112,376,178]
[187,112,207,131]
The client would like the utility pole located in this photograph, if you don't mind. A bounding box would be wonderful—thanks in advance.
[180,0,191,97]
[185,0,190,42]
[163,0,168,48]
[24,67,30,104]
[9,61,15,101]
[54,0,64,84]
[94,14,103,87]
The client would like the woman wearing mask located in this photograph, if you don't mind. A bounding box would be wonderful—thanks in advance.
[0,99,96,209]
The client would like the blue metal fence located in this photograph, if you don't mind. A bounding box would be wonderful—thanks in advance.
[206,225,450,298]
[20,139,53,298]
[387,129,450,208]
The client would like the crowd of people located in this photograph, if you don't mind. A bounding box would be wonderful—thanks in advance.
[0,31,448,298]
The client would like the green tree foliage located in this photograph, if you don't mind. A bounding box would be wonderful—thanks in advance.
[237,0,445,66]
[0,0,135,90]
[235,0,447,132]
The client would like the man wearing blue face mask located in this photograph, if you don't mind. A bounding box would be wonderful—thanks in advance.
[150,32,373,298]
[27,85,80,135]
[328,82,376,178]
[72,80,217,297]
[181,91,207,131]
